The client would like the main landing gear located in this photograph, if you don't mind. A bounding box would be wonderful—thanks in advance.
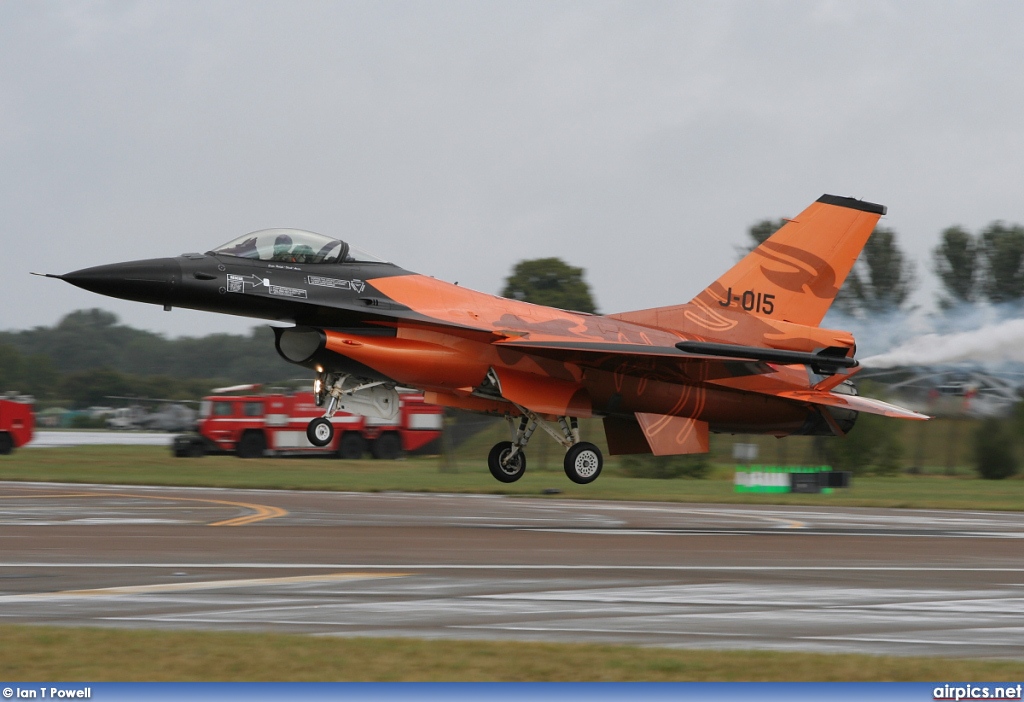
[487,409,603,485]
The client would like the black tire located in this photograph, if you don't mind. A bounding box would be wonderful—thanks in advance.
[338,432,366,460]
[0,432,13,455]
[174,436,205,458]
[236,431,266,459]
[371,432,402,460]
[487,440,526,483]
[564,441,603,484]
[307,417,334,447]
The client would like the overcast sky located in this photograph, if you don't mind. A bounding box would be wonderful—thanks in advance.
[5,0,1024,338]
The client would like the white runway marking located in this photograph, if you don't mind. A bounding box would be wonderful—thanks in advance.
[3,562,1024,571]
[0,572,408,600]
[524,527,1024,539]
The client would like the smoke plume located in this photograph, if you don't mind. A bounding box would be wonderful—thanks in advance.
[861,317,1024,368]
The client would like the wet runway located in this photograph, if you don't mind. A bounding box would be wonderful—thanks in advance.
[1,481,1022,658]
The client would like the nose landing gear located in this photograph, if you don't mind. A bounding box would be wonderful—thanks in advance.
[487,407,603,484]
[307,372,396,447]
[306,416,335,447]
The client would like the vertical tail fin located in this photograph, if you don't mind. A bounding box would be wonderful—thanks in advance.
[693,195,885,327]
[611,195,885,331]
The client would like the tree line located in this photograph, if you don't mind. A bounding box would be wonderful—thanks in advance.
[0,309,296,408]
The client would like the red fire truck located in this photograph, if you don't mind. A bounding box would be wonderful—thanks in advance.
[0,394,34,455]
[173,388,443,459]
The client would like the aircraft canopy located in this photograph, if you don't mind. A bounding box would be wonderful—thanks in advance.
[211,229,386,265]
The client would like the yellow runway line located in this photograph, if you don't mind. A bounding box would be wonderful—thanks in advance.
[0,491,288,526]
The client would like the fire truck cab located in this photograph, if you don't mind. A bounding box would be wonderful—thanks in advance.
[174,389,443,459]
[0,394,34,455]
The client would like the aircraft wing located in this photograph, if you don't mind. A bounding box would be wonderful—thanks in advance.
[496,338,927,420]
[493,338,773,383]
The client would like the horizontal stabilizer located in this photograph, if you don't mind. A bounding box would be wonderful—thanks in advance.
[777,390,929,420]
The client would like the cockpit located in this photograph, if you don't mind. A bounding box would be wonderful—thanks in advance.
[210,229,387,265]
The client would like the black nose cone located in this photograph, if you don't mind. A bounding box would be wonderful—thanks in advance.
[61,258,182,306]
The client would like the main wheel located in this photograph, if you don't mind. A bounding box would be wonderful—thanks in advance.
[338,432,366,460]
[371,432,402,460]
[236,431,266,459]
[564,441,603,484]
[0,432,13,455]
[488,441,526,483]
[306,417,334,447]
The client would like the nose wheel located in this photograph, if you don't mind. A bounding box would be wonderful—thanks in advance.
[307,417,334,447]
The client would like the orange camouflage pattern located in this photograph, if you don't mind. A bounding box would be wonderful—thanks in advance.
[315,195,925,456]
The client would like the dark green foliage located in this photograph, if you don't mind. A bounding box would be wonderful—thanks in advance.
[68,414,108,429]
[930,222,1024,308]
[0,309,294,383]
[501,258,598,314]
[0,343,58,398]
[0,310,299,408]
[973,417,1019,480]
[618,453,710,479]
[978,222,1024,303]
[834,227,917,316]
[933,226,980,308]
[826,413,904,476]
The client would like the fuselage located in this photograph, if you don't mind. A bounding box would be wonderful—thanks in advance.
[60,246,853,438]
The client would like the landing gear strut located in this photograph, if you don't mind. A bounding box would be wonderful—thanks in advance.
[486,408,603,484]
[307,372,394,447]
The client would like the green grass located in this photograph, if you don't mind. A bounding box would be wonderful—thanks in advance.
[1,625,1021,681]
[2,444,1023,511]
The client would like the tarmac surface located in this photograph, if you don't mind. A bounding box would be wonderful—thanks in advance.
[1,481,1023,658]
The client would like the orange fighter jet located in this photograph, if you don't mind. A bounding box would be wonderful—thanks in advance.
[49,194,926,483]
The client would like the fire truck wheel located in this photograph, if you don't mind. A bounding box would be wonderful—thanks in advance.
[236,430,266,459]
[186,438,206,458]
[306,417,334,447]
[338,432,366,460]
[371,432,402,460]
[0,432,12,455]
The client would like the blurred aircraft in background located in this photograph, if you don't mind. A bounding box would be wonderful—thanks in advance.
[44,194,926,484]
